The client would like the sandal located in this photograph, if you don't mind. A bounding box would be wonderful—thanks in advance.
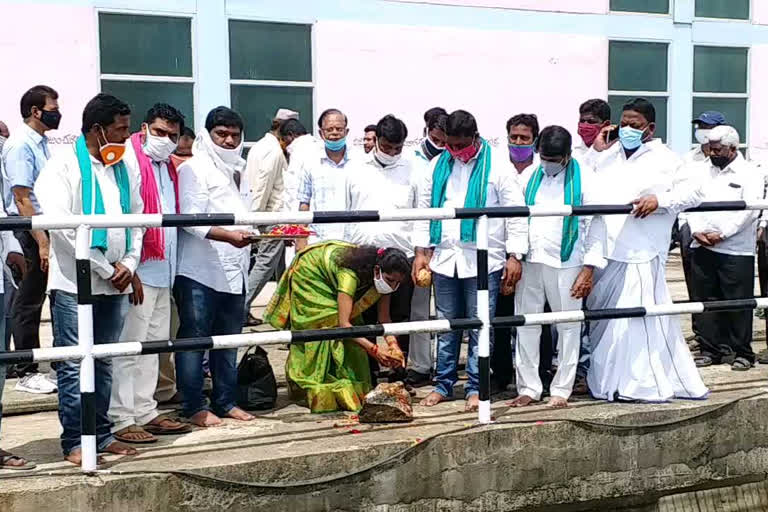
[731,357,753,372]
[114,425,158,444]
[143,416,193,435]
[0,450,36,471]
[694,355,715,368]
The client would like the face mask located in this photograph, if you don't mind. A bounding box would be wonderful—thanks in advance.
[324,136,346,152]
[373,267,397,295]
[578,122,602,147]
[374,142,401,167]
[711,155,731,169]
[0,136,6,154]
[40,109,62,130]
[213,140,244,166]
[541,160,566,176]
[695,128,711,145]
[508,143,535,163]
[142,125,178,162]
[619,126,645,151]
[98,126,126,166]
[421,136,445,161]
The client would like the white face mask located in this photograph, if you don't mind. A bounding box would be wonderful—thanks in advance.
[143,124,178,162]
[213,140,244,166]
[695,128,711,145]
[373,267,397,295]
[374,142,402,167]
[541,160,566,176]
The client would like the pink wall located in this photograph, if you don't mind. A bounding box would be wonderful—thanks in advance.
[753,0,768,25]
[748,44,768,161]
[0,4,99,153]
[314,20,608,151]
[387,0,607,15]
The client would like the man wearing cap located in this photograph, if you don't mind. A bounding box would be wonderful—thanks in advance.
[242,108,299,326]
[685,111,725,164]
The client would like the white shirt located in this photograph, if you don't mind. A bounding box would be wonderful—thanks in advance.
[683,146,708,165]
[413,147,528,278]
[176,152,252,295]
[592,140,702,264]
[685,153,762,257]
[244,132,286,213]
[572,143,599,170]
[34,146,145,295]
[298,147,355,243]
[345,154,424,257]
[284,134,320,212]
[0,210,22,294]
[519,164,606,269]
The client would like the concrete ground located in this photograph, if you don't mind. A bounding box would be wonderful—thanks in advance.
[0,251,767,511]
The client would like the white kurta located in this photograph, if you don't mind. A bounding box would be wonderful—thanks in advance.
[586,140,709,402]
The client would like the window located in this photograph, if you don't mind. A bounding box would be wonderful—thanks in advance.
[695,0,750,20]
[229,20,313,143]
[608,41,669,141]
[98,13,195,131]
[692,46,749,146]
[610,0,669,14]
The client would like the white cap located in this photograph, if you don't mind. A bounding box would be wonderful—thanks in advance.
[274,109,299,121]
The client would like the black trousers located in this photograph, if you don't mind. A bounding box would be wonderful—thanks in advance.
[11,230,48,374]
[678,223,703,341]
[758,234,768,350]
[691,247,755,362]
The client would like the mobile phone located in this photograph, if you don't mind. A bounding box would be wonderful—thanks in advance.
[606,126,620,143]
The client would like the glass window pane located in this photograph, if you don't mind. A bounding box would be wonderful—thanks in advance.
[99,14,192,77]
[609,41,668,92]
[231,85,313,142]
[608,95,668,142]
[693,46,748,94]
[229,21,312,81]
[695,0,749,20]
[100,80,194,132]
[691,97,747,144]
[610,0,669,14]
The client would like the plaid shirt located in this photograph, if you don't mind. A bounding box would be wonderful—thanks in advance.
[297,149,354,243]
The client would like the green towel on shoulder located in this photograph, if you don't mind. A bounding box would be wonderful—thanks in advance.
[75,135,132,253]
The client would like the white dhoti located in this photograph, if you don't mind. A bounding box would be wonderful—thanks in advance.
[586,258,708,402]
[515,263,582,401]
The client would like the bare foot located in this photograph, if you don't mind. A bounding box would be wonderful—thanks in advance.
[64,449,105,466]
[465,394,479,412]
[419,391,446,407]
[225,407,255,421]
[510,395,535,407]
[189,410,222,427]
[548,396,569,409]
[102,441,138,456]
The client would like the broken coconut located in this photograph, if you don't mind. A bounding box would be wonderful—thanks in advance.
[359,382,413,423]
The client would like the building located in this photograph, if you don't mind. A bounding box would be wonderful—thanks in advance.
[0,0,764,157]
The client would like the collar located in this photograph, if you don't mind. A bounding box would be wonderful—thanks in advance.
[713,152,746,174]
[619,138,658,162]
[22,123,46,145]
[321,147,350,166]
[368,154,406,171]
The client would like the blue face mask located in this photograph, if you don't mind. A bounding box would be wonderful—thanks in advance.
[619,126,645,150]
[324,136,347,152]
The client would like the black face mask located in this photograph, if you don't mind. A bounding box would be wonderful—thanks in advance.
[40,109,62,130]
[711,155,731,169]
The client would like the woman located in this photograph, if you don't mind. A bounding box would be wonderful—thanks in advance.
[264,242,410,413]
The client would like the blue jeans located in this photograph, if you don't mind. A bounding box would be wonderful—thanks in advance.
[174,276,244,418]
[433,270,501,398]
[51,291,126,456]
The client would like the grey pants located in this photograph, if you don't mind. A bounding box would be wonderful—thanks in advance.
[408,285,433,374]
[244,238,285,321]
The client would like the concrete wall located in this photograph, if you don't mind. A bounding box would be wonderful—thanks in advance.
[387,0,608,14]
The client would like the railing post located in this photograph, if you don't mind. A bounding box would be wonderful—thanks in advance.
[75,225,97,473]
[476,215,491,424]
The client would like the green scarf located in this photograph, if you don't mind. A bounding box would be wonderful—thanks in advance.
[524,158,582,262]
[75,135,132,253]
[429,138,492,245]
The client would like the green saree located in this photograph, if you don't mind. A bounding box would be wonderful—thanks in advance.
[264,241,381,413]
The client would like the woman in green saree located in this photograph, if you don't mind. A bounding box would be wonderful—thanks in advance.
[264,242,410,413]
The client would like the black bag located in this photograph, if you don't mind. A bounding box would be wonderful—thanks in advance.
[236,346,277,410]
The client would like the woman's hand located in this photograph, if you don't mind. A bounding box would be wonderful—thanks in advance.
[384,336,406,367]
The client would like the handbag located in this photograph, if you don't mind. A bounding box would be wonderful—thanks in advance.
[236,346,277,410]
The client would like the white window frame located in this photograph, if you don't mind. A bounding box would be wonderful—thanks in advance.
[96,9,197,125]
[691,43,750,149]
[227,17,316,147]
[607,39,671,141]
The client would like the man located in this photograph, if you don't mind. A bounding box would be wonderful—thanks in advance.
[0,121,14,356]
[506,113,540,183]
[687,126,762,372]
[297,108,354,248]
[170,126,195,168]
[511,126,606,409]
[587,98,708,402]
[108,103,191,443]
[241,110,296,326]
[363,124,377,154]
[283,123,319,214]
[413,110,528,412]
[175,106,256,427]
[1,85,60,393]
[573,99,610,169]
[685,111,725,164]
[415,107,448,162]
[35,93,144,465]
[346,114,428,385]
